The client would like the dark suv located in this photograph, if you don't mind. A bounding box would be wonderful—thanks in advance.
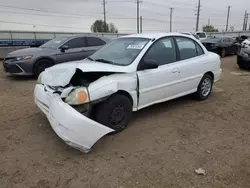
[3,35,110,76]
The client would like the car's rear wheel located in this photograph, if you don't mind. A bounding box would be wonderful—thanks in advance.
[34,59,53,77]
[95,94,132,133]
[194,74,213,101]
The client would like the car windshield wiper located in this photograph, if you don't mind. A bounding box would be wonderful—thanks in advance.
[86,57,94,61]
[94,58,114,64]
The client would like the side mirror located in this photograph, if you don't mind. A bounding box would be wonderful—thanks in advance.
[139,59,159,70]
[60,45,69,52]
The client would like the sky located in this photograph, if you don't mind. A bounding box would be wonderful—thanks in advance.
[0,0,249,33]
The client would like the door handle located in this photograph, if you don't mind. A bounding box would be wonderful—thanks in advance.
[172,69,180,73]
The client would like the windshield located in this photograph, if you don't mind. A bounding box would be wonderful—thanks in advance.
[196,32,206,38]
[90,37,150,66]
[40,37,69,48]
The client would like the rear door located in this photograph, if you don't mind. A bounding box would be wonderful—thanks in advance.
[228,38,238,54]
[55,37,88,63]
[85,37,107,56]
[221,38,232,54]
[173,36,207,94]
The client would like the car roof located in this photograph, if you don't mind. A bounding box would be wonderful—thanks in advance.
[65,35,110,42]
[119,32,195,40]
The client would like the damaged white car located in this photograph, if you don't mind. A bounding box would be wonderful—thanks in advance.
[34,33,221,153]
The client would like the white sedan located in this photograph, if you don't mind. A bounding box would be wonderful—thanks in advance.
[34,33,221,153]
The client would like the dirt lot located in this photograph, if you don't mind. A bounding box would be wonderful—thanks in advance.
[0,56,250,188]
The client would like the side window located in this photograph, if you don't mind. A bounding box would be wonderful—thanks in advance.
[195,43,204,56]
[87,37,106,47]
[64,37,86,49]
[228,38,234,43]
[176,37,197,60]
[143,37,176,66]
[222,38,229,43]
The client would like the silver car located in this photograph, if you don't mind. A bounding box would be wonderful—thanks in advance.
[3,35,110,76]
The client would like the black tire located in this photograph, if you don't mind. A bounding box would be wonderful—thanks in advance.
[238,62,249,70]
[194,74,213,101]
[220,48,226,58]
[95,94,132,133]
[33,59,53,77]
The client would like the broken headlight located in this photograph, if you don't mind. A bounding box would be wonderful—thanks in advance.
[65,87,89,105]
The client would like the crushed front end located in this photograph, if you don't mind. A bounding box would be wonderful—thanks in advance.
[34,69,115,153]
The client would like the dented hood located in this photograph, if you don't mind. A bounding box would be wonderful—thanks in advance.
[41,59,132,87]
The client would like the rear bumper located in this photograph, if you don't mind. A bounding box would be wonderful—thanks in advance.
[34,84,114,153]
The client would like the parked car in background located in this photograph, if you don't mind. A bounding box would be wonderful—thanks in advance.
[202,36,240,57]
[195,32,207,41]
[3,36,110,76]
[34,33,221,152]
[235,35,248,44]
[182,32,199,39]
[237,39,250,69]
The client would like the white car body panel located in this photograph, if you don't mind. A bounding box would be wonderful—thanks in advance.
[87,73,138,111]
[35,32,222,153]
[34,84,114,152]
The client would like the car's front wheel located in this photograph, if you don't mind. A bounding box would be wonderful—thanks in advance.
[34,59,53,77]
[195,74,213,100]
[95,94,132,132]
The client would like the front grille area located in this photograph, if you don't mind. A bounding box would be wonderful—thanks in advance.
[4,57,16,62]
[3,63,22,73]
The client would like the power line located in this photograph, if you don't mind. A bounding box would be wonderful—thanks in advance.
[0,20,90,29]
[225,6,231,31]
[0,5,99,17]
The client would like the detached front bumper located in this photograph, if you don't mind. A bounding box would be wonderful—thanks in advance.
[34,84,114,153]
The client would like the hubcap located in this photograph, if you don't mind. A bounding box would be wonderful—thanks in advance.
[201,78,212,97]
[108,104,125,129]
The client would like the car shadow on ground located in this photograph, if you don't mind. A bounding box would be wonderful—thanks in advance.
[131,95,195,123]
[7,74,37,81]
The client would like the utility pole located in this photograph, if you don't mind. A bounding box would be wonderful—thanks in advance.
[195,0,201,31]
[245,13,249,31]
[208,18,210,25]
[243,11,247,31]
[136,0,140,33]
[140,16,142,33]
[170,8,173,32]
[103,0,107,32]
[225,6,231,32]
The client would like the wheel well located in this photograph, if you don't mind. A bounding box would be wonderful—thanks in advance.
[33,58,54,73]
[116,90,134,106]
[205,71,214,81]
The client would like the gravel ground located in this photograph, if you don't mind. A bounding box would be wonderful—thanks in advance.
[0,56,250,188]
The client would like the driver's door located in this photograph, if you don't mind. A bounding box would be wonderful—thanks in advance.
[137,37,181,109]
[55,37,88,64]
